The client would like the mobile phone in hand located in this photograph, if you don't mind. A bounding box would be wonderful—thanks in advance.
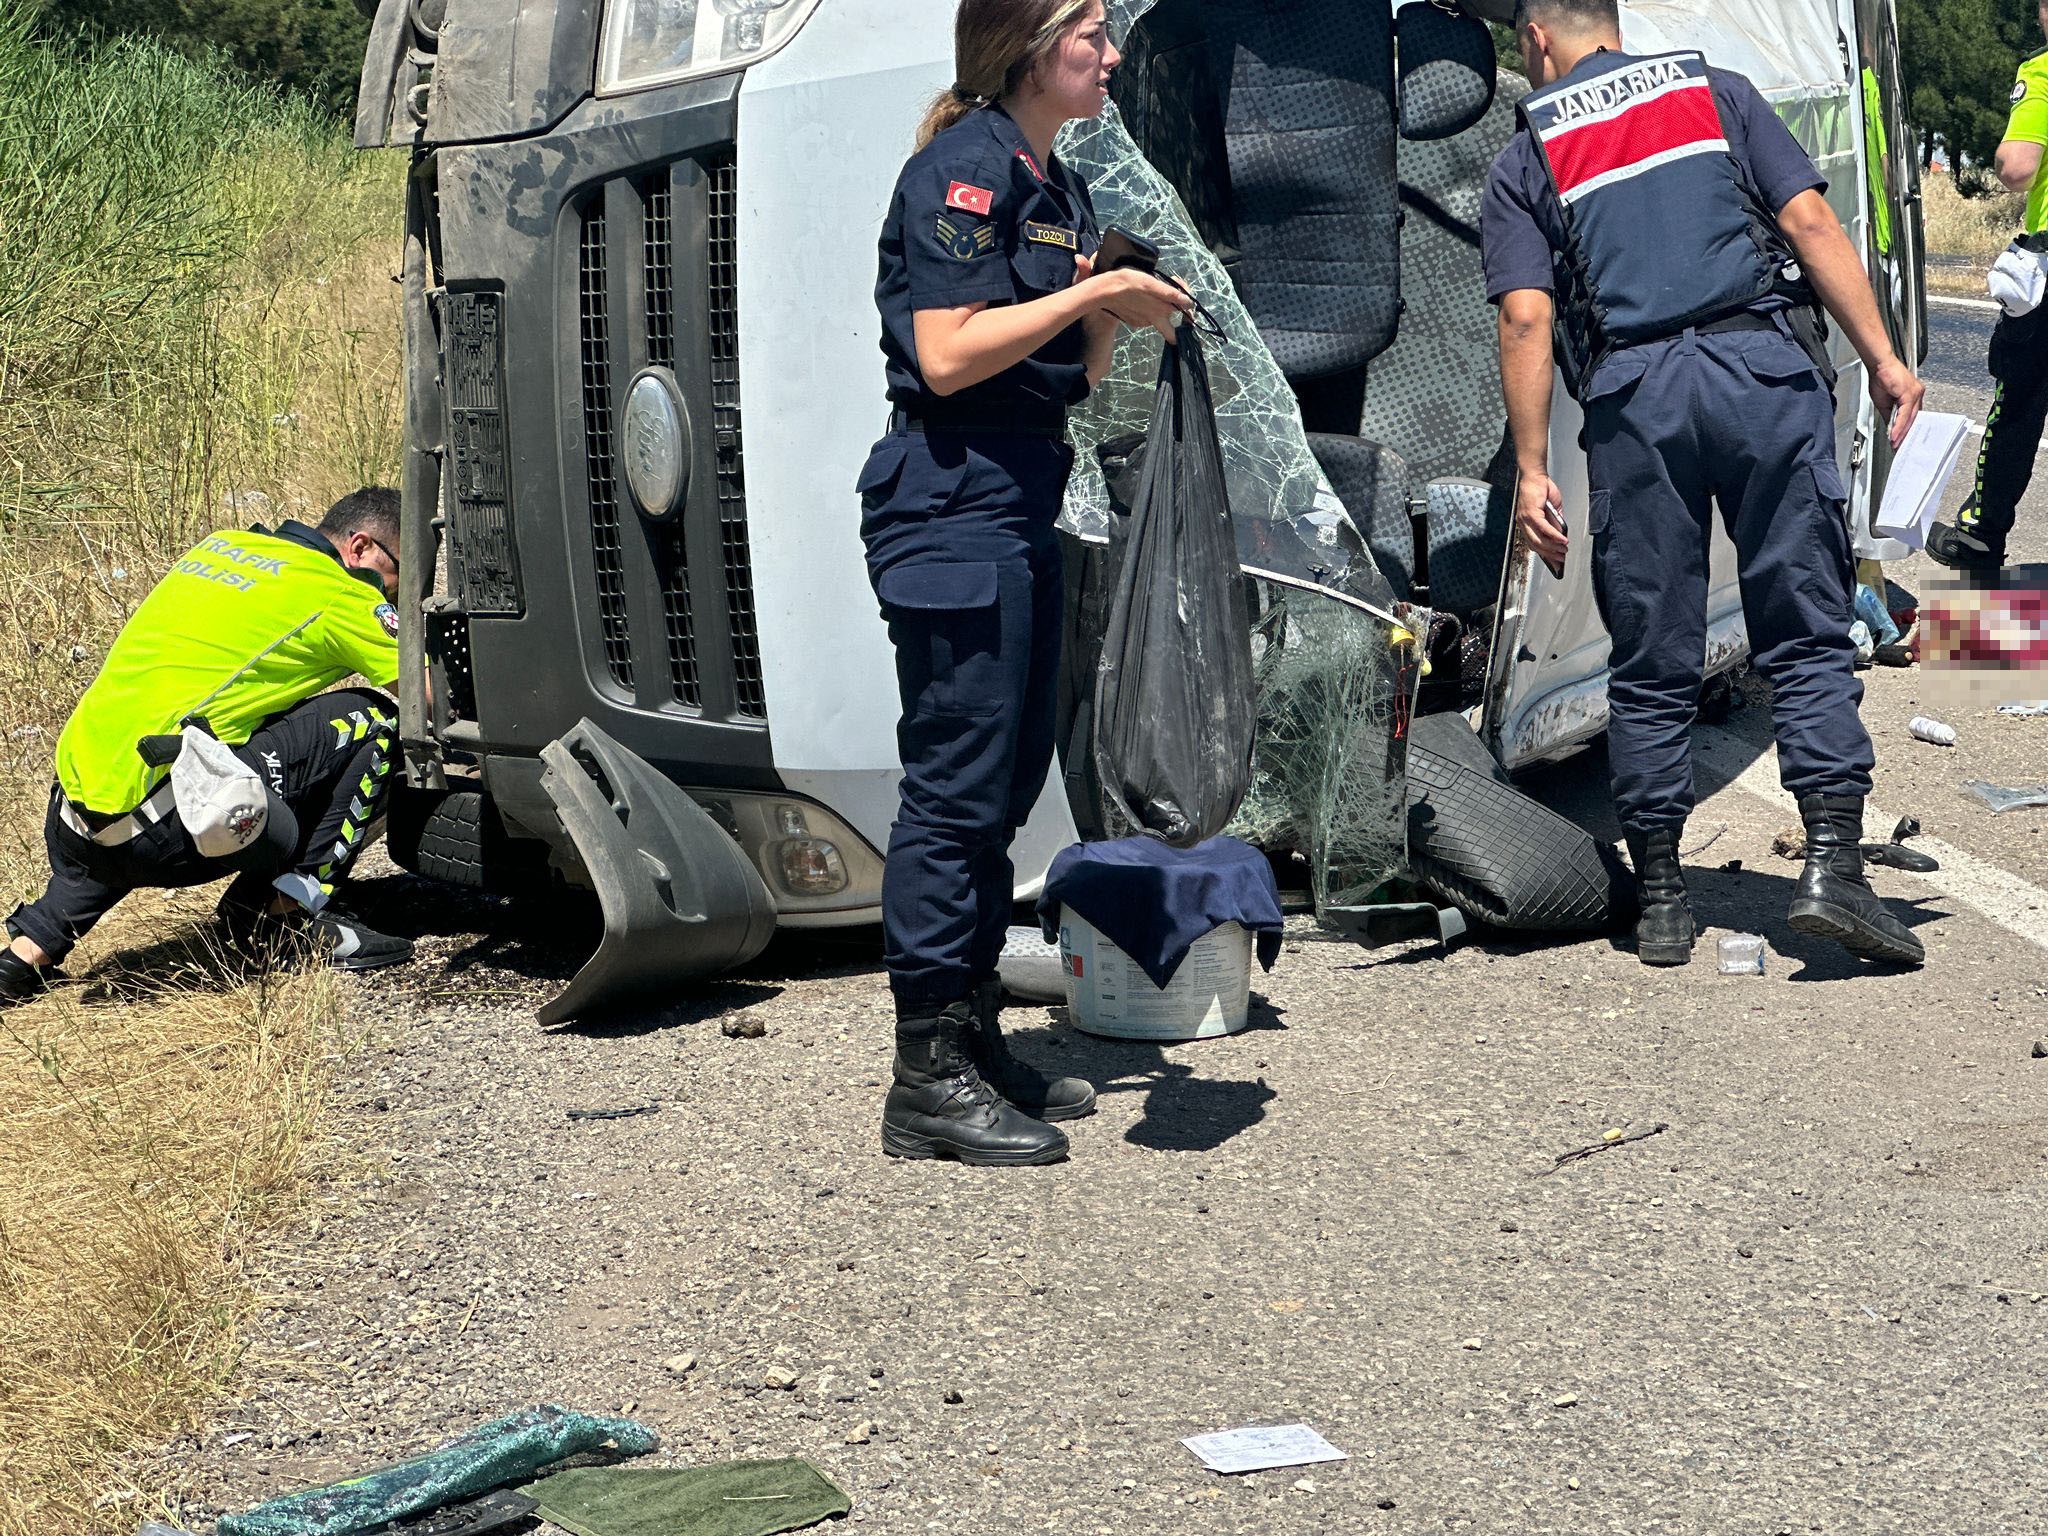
[1537,488,1565,580]
[1095,226,1160,275]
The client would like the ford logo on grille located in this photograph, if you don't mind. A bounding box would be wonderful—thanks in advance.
[622,367,692,522]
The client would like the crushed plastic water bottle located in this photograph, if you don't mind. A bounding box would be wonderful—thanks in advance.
[1908,715,1957,747]
[1717,933,1766,975]
[1850,620,1875,665]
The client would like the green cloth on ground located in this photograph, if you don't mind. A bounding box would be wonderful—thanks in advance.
[521,1460,850,1536]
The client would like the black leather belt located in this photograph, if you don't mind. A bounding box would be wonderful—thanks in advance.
[1694,311,1781,336]
[889,406,1067,439]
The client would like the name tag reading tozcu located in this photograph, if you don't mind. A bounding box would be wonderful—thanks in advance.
[1024,222,1078,251]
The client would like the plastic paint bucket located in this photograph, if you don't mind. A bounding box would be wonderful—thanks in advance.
[1057,909,1252,1041]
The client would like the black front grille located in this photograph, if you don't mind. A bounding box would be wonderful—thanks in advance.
[642,173,702,710]
[442,291,522,614]
[578,202,635,690]
[567,157,765,723]
[642,175,676,370]
[707,162,765,720]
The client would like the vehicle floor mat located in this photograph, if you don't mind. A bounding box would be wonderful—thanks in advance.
[1404,712,1637,932]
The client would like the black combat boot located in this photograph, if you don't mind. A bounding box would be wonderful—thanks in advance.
[1787,794,1925,965]
[968,978,1096,1122]
[882,998,1069,1166]
[1623,826,1695,967]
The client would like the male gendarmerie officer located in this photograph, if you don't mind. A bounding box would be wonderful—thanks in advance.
[1484,0,1929,968]
[1,489,415,1002]
[1928,5,2048,575]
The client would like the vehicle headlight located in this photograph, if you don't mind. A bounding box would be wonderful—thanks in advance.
[598,0,824,95]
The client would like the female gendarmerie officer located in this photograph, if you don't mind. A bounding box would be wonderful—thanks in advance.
[861,0,1190,1167]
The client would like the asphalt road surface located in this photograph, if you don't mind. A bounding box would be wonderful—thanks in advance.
[151,312,2048,1535]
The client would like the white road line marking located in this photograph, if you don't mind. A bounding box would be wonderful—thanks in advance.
[1696,723,2048,954]
[1929,293,2003,313]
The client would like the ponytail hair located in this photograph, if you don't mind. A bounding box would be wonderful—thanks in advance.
[914,0,1098,149]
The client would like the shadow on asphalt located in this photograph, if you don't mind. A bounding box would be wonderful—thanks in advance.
[1002,999,1286,1153]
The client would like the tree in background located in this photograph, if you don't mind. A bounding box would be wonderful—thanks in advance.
[28,0,372,116]
[1899,0,2043,185]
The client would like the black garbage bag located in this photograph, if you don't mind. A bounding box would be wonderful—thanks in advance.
[1404,711,1638,932]
[1092,324,1256,846]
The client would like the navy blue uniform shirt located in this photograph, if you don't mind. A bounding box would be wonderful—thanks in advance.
[1481,50,1826,308]
[875,104,1100,418]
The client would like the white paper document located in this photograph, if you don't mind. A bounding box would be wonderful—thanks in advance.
[1181,1423,1349,1475]
[1874,412,1971,550]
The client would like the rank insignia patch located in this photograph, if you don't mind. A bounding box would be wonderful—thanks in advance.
[936,215,997,260]
[1024,221,1078,251]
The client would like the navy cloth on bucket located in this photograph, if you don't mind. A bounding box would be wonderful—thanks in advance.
[1037,835,1283,989]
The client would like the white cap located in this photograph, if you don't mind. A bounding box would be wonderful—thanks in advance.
[1988,244,2046,319]
[170,726,271,858]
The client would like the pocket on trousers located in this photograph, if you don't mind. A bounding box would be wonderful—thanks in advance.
[1586,488,1613,537]
[1804,453,1848,508]
[856,438,909,504]
[877,560,1005,718]
[1735,334,1824,388]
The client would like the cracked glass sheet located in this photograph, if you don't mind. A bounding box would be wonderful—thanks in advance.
[1054,5,1395,618]
[1053,0,1410,903]
[1229,586,1412,908]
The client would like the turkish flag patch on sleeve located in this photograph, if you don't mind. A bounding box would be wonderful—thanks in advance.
[945,181,994,216]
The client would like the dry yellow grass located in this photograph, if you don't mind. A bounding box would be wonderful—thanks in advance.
[0,28,404,1529]
[1921,172,2029,295]
[0,265,402,1536]
[0,925,349,1536]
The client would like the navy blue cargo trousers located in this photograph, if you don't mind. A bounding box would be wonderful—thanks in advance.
[1582,322,1874,832]
[859,429,1072,1015]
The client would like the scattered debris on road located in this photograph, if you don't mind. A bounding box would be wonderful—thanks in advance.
[1717,933,1767,975]
[213,1405,657,1536]
[1542,1122,1671,1176]
[1964,780,2048,814]
[522,1460,849,1536]
[566,1102,661,1122]
[721,1016,768,1039]
[1908,715,1958,747]
[1181,1423,1348,1475]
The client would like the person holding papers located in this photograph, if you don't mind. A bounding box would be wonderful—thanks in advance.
[1928,4,2048,575]
[1482,0,1928,969]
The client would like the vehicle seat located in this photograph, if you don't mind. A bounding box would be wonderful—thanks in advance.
[1306,433,1416,598]
[1419,476,1512,616]
[1203,0,1400,382]
[1394,1,1496,142]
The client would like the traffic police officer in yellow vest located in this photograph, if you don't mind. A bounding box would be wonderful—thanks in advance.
[1484,0,1928,969]
[1,488,415,1002]
[1928,3,2048,573]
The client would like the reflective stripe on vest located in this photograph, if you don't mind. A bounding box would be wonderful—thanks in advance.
[1522,51,1775,355]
